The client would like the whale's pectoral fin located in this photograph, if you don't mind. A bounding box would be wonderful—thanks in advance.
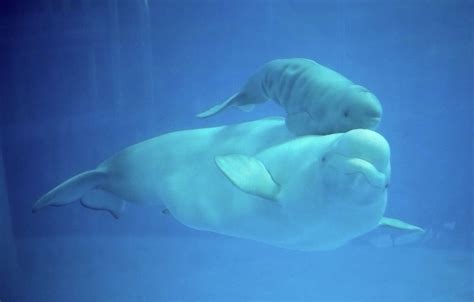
[197,93,252,118]
[80,189,126,219]
[215,154,280,200]
[358,217,426,248]
[379,217,425,233]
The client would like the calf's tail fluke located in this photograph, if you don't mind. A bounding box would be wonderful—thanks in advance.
[32,170,107,213]
[196,93,240,118]
[197,93,255,118]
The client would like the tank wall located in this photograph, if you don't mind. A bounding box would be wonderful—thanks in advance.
[0,135,19,294]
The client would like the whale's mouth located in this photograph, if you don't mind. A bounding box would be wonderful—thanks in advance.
[341,157,387,189]
[324,129,390,192]
[327,154,388,190]
[367,117,381,129]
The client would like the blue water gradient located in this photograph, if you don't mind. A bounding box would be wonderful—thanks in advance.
[0,0,472,301]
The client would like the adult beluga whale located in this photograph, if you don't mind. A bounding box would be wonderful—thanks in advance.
[33,118,422,251]
[197,58,382,135]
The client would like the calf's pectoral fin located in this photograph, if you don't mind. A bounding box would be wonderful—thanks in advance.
[215,154,280,201]
[80,189,126,219]
[379,217,425,233]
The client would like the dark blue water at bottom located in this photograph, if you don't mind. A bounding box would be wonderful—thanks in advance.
[7,236,473,302]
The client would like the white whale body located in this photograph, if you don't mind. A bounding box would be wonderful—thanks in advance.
[198,58,382,135]
[33,118,422,250]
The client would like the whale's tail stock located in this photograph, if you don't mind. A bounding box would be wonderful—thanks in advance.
[32,170,125,218]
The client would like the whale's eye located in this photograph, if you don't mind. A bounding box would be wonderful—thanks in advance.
[385,183,389,189]
[343,110,349,118]
[321,155,327,163]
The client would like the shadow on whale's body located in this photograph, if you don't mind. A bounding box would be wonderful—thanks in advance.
[33,118,423,251]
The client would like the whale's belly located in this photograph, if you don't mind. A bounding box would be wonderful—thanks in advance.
[158,160,298,244]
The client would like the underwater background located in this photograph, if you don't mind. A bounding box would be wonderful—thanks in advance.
[0,0,472,301]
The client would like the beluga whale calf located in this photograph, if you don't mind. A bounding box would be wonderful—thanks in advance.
[33,118,422,251]
[197,58,382,135]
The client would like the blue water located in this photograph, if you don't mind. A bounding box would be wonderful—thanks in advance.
[1,0,472,301]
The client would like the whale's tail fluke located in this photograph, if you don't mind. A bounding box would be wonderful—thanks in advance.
[32,170,125,218]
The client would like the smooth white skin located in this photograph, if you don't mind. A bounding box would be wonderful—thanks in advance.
[96,118,390,251]
[201,58,383,135]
